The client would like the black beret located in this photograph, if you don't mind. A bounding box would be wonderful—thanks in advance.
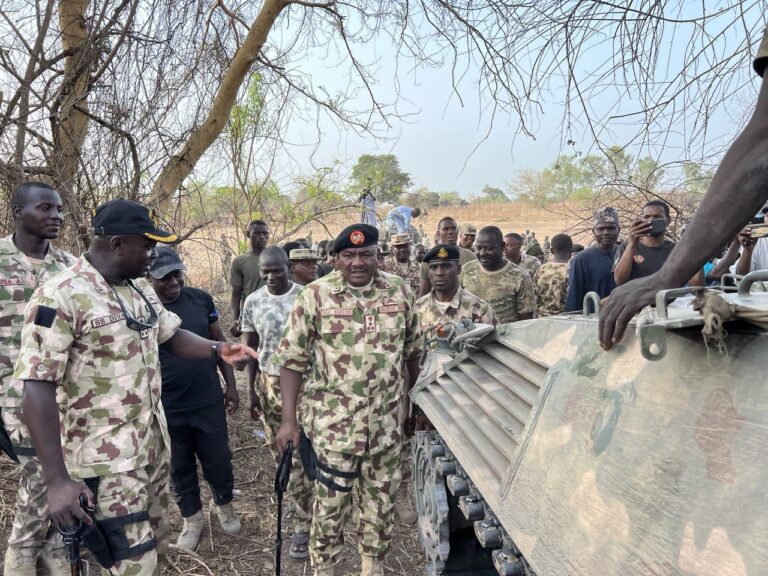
[331,224,378,254]
[423,243,459,263]
[92,199,176,243]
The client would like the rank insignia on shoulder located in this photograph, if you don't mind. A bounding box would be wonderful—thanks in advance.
[34,305,56,328]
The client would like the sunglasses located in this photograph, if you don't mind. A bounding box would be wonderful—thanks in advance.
[111,280,159,332]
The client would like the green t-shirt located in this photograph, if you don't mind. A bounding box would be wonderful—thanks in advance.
[230,252,265,298]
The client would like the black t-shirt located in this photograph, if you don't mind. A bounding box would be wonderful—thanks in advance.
[159,287,223,413]
[615,240,675,281]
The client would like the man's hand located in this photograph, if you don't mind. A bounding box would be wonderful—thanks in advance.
[628,219,651,243]
[249,392,263,421]
[219,342,258,370]
[276,421,300,458]
[229,321,242,338]
[224,385,240,415]
[599,274,664,350]
[738,227,755,250]
[48,478,94,527]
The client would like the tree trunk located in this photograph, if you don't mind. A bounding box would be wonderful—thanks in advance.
[53,0,94,193]
[150,0,288,210]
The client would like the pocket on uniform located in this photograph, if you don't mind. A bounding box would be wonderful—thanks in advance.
[82,406,146,465]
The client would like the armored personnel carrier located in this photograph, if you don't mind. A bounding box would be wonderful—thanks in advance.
[410,275,768,576]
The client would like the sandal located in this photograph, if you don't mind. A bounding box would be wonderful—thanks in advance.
[289,531,310,560]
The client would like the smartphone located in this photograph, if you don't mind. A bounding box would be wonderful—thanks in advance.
[749,224,768,239]
[647,219,666,236]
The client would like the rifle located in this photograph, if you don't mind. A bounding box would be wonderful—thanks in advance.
[274,440,293,576]
[58,494,91,576]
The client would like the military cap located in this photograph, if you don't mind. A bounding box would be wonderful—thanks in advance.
[331,223,378,254]
[423,243,460,263]
[289,248,320,261]
[92,199,177,243]
[149,247,186,279]
[461,224,477,235]
[390,233,412,246]
[594,206,619,226]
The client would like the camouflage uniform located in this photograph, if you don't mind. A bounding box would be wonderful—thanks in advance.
[14,255,181,576]
[460,260,536,324]
[380,256,420,293]
[240,282,313,535]
[534,262,570,317]
[416,287,498,341]
[0,234,74,568]
[272,269,421,570]
[515,253,542,278]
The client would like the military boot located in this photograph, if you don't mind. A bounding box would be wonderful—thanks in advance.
[214,502,241,535]
[395,482,417,524]
[755,27,768,77]
[3,546,38,576]
[176,509,205,551]
[360,555,385,576]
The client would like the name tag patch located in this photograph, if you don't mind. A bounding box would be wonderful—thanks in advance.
[91,312,125,328]
[378,304,405,314]
[320,308,354,317]
[0,277,23,287]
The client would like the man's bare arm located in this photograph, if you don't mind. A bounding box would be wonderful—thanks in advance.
[23,380,93,526]
[599,71,768,349]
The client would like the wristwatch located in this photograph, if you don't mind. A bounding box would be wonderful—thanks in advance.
[211,342,221,359]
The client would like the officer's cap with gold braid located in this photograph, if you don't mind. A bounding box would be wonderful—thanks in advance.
[423,243,459,263]
[92,199,177,243]
[331,223,378,254]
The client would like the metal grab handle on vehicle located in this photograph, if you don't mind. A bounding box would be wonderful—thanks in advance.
[737,270,768,295]
[653,286,708,319]
[582,292,600,317]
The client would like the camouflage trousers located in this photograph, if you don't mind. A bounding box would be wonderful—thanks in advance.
[2,406,66,561]
[310,443,402,569]
[260,373,313,534]
[90,431,171,576]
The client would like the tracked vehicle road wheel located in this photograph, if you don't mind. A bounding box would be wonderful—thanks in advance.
[413,430,450,575]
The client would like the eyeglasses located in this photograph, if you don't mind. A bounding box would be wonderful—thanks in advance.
[111,280,159,332]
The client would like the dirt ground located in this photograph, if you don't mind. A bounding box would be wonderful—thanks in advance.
[0,373,425,576]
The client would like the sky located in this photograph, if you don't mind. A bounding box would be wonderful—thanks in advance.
[239,4,767,199]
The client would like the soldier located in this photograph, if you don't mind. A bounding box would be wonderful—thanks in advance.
[1,182,75,575]
[229,219,270,337]
[379,233,420,293]
[503,232,542,277]
[416,244,497,342]
[273,223,421,576]
[418,217,477,296]
[414,243,426,263]
[15,199,256,576]
[462,226,536,324]
[458,224,477,251]
[241,246,313,559]
[534,233,573,317]
[290,247,320,286]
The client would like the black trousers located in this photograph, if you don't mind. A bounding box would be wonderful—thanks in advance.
[166,401,234,518]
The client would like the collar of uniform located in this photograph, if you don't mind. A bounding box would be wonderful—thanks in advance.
[430,287,464,310]
[0,233,69,264]
[0,234,17,256]
[78,252,120,295]
[331,270,393,295]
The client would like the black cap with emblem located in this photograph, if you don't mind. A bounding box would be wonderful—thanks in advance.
[423,243,460,263]
[331,223,378,254]
[92,199,177,243]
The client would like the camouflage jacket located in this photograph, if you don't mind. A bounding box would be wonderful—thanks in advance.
[380,256,420,293]
[14,255,181,478]
[0,234,75,408]
[534,262,570,317]
[512,253,542,278]
[415,288,497,347]
[460,260,536,324]
[272,270,421,455]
